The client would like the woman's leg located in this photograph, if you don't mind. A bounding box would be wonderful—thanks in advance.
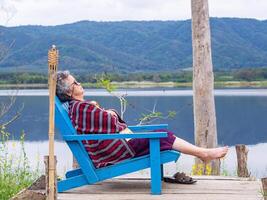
[172,137,228,161]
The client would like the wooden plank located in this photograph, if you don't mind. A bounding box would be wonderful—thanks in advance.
[63,132,168,141]
[58,193,262,200]
[62,181,260,193]
[128,124,168,131]
[117,176,256,181]
[62,189,259,195]
[61,178,260,189]
[192,175,255,181]
[58,178,261,200]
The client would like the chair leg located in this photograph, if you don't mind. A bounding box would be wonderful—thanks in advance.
[149,139,161,195]
[58,174,88,192]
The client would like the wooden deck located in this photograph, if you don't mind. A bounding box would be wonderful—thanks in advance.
[57,176,262,200]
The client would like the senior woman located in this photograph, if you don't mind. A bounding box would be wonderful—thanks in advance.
[56,70,228,170]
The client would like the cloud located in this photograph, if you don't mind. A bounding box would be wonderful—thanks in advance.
[1,0,267,26]
[209,0,267,19]
[0,0,17,25]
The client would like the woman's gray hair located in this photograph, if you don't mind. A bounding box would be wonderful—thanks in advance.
[56,70,72,102]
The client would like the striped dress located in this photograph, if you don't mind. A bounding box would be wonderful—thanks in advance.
[68,100,135,168]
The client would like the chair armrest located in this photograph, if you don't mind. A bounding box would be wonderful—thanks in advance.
[128,124,168,132]
[63,132,167,141]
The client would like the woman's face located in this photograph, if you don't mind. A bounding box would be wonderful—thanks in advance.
[65,75,84,99]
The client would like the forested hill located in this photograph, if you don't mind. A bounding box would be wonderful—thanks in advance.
[0,18,267,73]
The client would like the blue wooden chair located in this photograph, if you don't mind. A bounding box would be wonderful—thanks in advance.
[55,96,180,195]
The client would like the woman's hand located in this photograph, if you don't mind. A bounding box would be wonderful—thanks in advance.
[106,109,117,116]
[89,101,118,117]
[89,101,100,108]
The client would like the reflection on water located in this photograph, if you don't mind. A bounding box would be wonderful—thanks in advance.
[6,141,267,178]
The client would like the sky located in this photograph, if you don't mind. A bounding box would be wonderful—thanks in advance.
[1,0,267,26]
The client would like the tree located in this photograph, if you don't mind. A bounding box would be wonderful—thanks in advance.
[191,0,220,175]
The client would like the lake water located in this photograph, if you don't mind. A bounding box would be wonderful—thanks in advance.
[1,89,267,178]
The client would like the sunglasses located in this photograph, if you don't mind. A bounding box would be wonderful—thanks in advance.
[69,80,81,98]
[70,80,81,87]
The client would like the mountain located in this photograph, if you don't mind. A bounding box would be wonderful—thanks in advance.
[0,18,267,73]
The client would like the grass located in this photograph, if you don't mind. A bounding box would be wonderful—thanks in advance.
[1,80,267,89]
[260,188,267,199]
[214,80,267,88]
[190,158,236,176]
[78,80,267,89]
[0,127,40,200]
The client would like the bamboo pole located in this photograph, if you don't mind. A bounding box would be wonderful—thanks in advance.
[47,45,58,200]
[45,156,57,199]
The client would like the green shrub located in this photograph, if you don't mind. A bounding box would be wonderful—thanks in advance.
[0,127,39,200]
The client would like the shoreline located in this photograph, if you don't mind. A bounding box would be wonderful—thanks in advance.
[0,80,267,89]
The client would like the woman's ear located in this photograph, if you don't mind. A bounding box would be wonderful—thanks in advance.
[66,90,72,97]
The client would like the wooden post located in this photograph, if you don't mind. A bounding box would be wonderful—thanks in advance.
[191,0,220,175]
[235,144,250,177]
[262,177,267,200]
[44,156,57,200]
[47,45,58,200]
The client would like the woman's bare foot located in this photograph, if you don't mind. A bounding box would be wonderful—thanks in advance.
[200,146,228,161]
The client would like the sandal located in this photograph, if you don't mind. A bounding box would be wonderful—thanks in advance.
[163,172,197,184]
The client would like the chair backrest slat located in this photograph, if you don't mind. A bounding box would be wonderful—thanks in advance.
[55,96,98,182]
[55,98,76,135]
